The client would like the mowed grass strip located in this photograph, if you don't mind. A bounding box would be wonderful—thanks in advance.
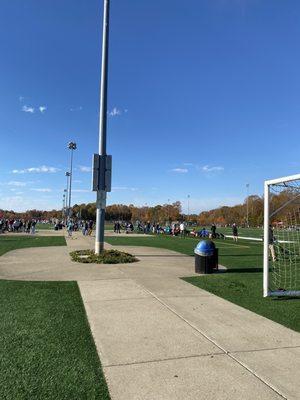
[0,280,110,400]
[105,234,300,332]
[0,235,66,257]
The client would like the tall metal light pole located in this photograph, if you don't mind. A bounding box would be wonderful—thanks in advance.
[95,0,110,254]
[65,172,70,217]
[62,193,66,218]
[246,183,250,227]
[67,142,77,217]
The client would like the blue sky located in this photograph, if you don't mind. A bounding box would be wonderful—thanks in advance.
[0,0,300,213]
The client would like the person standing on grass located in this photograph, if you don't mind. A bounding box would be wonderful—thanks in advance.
[180,221,185,238]
[31,219,36,234]
[268,225,276,262]
[211,223,216,239]
[232,223,238,242]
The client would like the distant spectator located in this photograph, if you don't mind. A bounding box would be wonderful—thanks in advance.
[232,223,238,242]
[31,220,36,234]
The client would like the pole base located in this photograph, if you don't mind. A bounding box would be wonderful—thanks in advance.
[95,241,104,254]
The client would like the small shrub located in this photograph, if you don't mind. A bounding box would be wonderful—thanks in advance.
[70,249,138,264]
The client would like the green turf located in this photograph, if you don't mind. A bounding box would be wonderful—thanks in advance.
[36,223,54,230]
[105,234,300,332]
[0,280,110,399]
[182,274,300,332]
[0,235,66,257]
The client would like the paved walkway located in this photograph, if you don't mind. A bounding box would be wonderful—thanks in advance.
[0,232,299,399]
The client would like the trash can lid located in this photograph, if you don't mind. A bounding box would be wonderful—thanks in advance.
[194,240,215,256]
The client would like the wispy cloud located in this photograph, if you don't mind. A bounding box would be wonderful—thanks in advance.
[108,107,122,117]
[70,106,83,112]
[78,165,91,173]
[22,105,35,113]
[8,181,27,187]
[73,189,90,193]
[30,188,52,192]
[170,168,188,173]
[19,96,25,102]
[202,165,224,173]
[39,106,47,114]
[112,186,138,192]
[12,166,60,174]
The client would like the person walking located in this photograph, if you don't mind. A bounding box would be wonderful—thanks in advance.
[67,220,74,238]
[88,220,94,236]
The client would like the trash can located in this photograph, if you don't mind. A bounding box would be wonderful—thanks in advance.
[194,240,218,274]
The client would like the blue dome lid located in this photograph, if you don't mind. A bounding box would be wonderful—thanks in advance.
[194,240,215,256]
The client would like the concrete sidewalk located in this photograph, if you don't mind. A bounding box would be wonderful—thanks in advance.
[0,232,299,399]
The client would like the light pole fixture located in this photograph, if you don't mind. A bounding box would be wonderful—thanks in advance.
[67,142,77,217]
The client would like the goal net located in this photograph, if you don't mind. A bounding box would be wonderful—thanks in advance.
[264,174,300,297]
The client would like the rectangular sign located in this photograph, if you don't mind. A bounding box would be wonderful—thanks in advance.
[91,154,112,192]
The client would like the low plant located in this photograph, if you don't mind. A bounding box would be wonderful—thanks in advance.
[70,249,138,264]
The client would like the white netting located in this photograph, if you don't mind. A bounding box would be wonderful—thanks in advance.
[269,181,300,294]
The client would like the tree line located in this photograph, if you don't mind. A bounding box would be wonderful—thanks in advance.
[0,190,296,226]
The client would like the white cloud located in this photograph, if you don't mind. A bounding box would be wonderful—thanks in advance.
[30,188,52,192]
[78,165,91,173]
[73,189,90,193]
[202,165,224,173]
[170,168,188,173]
[8,181,27,187]
[39,106,47,114]
[19,96,25,102]
[70,106,83,112]
[108,107,121,117]
[12,166,60,174]
[112,186,138,192]
[22,105,35,113]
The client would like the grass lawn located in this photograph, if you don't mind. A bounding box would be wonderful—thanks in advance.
[0,235,110,399]
[0,235,66,257]
[36,223,54,230]
[0,281,110,400]
[105,234,300,332]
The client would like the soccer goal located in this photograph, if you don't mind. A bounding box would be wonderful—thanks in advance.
[264,174,300,297]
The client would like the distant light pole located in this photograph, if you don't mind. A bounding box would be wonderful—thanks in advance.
[67,141,77,217]
[187,195,190,224]
[62,193,66,217]
[65,172,71,217]
[95,0,110,254]
[246,183,250,227]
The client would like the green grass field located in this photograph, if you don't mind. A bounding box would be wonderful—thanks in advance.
[0,235,110,399]
[105,234,300,332]
[0,235,66,257]
[0,281,110,400]
[36,222,54,230]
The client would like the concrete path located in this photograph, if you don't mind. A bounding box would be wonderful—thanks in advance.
[0,232,299,399]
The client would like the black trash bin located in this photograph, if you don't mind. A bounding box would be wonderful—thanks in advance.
[194,240,218,274]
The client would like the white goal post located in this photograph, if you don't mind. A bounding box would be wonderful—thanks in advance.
[264,174,300,297]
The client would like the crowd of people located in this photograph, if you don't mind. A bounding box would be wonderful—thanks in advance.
[0,218,37,234]
[65,219,94,238]
[112,220,239,240]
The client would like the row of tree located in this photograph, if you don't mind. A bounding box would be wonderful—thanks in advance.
[0,190,297,226]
